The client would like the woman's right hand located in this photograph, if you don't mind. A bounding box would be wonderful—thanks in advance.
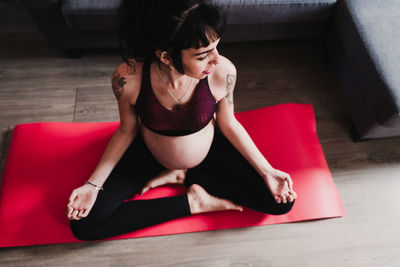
[66,183,100,220]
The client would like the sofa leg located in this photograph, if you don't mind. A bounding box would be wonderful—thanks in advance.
[350,122,370,142]
[63,49,82,58]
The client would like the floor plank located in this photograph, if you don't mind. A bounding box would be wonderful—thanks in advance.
[75,85,119,123]
[0,85,76,129]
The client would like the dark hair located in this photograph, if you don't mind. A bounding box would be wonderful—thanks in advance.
[115,0,226,74]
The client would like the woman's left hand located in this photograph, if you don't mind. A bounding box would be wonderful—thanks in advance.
[262,168,297,204]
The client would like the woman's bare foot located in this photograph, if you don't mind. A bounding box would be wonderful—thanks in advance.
[187,184,244,214]
[140,169,187,195]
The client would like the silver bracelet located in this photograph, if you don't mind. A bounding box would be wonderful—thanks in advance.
[86,181,104,191]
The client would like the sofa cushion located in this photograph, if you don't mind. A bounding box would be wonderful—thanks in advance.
[329,0,400,138]
[61,0,120,32]
[61,0,336,32]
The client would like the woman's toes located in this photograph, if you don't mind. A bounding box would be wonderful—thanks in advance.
[274,195,281,204]
[221,199,243,212]
[140,186,151,195]
[228,202,244,212]
[281,195,287,204]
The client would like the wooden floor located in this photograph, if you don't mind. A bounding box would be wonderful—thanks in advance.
[1,1,400,266]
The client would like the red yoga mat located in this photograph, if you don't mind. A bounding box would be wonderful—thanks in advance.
[0,103,344,247]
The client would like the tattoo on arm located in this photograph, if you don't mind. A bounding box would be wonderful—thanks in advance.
[225,74,236,105]
[126,63,136,75]
[111,70,126,100]
[111,63,136,100]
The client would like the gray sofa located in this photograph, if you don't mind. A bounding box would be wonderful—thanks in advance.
[17,0,400,141]
[17,0,337,56]
[325,0,400,140]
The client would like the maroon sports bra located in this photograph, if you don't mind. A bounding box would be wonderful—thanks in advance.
[135,61,217,136]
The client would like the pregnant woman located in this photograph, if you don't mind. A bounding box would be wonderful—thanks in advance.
[66,0,297,241]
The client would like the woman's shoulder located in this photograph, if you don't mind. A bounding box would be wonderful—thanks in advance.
[111,59,145,105]
[211,55,236,85]
[209,55,237,101]
[217,55,236,72]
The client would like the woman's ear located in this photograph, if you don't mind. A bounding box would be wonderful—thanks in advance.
[156,50,171,66]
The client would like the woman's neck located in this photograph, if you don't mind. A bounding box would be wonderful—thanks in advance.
[156,62,192,91]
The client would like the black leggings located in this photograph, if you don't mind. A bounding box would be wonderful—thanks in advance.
[70,127,294,241]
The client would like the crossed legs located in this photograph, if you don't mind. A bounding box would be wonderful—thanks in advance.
[70,129,295,241]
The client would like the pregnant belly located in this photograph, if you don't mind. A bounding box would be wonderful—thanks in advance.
[140,119,215,170]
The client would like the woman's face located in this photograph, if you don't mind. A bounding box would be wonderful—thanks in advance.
[180,38,221,79]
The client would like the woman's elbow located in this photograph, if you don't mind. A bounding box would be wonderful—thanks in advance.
[117,121,138,137]
[216,117,238,133]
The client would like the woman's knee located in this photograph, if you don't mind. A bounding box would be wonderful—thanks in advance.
[257,199,295,215]
[70,219,103,241]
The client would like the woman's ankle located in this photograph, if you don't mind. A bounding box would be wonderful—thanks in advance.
[175,169,186,184]
[186,184,243,215]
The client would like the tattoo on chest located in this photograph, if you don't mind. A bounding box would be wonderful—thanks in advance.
[112,70,126,100]
[226,74,236,105]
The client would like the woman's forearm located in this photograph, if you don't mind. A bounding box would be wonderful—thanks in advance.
[87,126,138,187]
[220,120,274,178]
